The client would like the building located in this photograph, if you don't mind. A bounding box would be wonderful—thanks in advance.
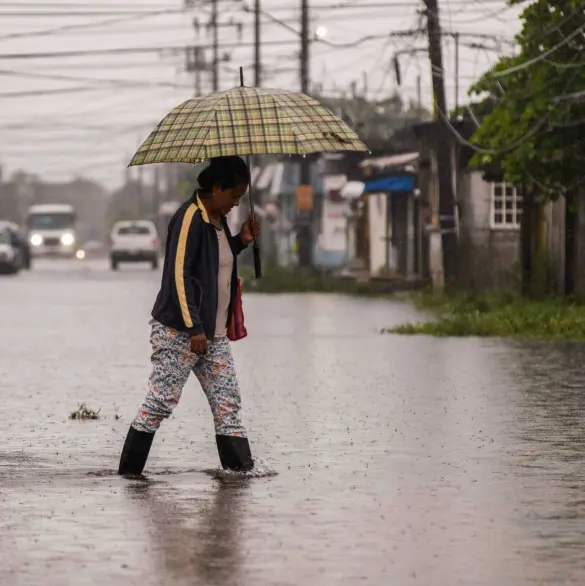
[412,119,585,294]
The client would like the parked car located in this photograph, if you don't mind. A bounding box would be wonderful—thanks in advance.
[0,224,23,274]
[109,220,160,270]
[0,221,32,270]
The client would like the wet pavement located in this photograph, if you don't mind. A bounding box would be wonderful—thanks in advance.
[1,258,585,585]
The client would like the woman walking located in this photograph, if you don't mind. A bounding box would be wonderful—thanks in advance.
[118,156,259,475]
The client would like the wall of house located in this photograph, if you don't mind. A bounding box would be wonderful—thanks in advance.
[457,171,520,291]
[367,192,394,275]
[316,175,349,269]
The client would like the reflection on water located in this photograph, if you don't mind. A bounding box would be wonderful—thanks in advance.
[502,343,585,580]
[126,477,248,586]
[2,262,585,584]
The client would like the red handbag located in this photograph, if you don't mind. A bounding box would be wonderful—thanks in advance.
[227,277,248,342]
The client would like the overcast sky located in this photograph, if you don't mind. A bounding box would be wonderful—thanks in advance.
[0,0,523,190]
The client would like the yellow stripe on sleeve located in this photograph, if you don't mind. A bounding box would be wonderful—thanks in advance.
[175,203,198,328]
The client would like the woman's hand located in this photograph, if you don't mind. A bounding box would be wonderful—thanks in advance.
[190,333,208,355]
[239,214,260,245]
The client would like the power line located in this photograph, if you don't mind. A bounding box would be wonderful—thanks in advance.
[0,8,519,40]
[492,23,585,78]
[446,2,516,25]
[0,85,105,97]
[0,81,190,97]
[0,68,192,88]
[0,31,425,60]
[24,60,180,70]
[437,100,549,156]
[0,8,187,16]
[0,2,175,6]
[263,0,507,10]
[0,121,156,131]
[0,41,281,60]
[0,9,186,41]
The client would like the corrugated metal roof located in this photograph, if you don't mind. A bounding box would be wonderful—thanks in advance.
[359,152,419,170]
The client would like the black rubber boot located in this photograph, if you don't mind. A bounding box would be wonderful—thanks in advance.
[118,426,155,475]
[216,435,254,472]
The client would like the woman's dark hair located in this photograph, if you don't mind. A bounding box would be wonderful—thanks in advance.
[196,156,250,195]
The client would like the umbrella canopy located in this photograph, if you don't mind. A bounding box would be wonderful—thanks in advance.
[129,86,368,166]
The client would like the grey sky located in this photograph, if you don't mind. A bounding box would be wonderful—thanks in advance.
[0,0,523,189]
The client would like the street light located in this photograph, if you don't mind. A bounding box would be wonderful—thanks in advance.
[315,26,327,40]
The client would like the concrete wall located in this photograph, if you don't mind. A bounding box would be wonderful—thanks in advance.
[457,171,520,291]
[368,192,395,275]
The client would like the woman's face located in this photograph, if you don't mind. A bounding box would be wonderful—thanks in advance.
[212,181,248,216]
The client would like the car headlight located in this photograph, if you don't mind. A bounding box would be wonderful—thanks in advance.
[30,234,42,246]
[61,233,75,246]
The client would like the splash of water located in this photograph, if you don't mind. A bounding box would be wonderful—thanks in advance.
[205,457,278,479]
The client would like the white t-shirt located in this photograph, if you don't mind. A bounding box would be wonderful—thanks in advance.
[215,228,233,337]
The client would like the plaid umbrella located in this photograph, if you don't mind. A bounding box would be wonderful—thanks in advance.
[128,86,368,166]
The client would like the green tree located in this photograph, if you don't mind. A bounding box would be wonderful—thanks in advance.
[468,0,585,198]
[464,1,585,296]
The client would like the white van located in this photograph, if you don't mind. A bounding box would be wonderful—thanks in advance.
[26,203,77,257]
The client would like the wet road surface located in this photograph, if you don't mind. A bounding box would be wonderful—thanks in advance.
[1,259,585,585]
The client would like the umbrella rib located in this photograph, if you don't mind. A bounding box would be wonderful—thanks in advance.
[255,92,270,151]
[243,89,253,155]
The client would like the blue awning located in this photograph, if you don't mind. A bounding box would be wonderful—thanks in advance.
[363,175,414,193]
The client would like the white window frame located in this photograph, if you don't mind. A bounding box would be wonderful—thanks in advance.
[490,181,522,230]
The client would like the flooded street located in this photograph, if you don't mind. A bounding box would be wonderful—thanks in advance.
[1,259,585,585]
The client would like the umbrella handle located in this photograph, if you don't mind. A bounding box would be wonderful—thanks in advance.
[245,151,262,279]
[252,240,262,278]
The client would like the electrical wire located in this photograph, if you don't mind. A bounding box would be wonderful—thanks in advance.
[0,68,192,89]
[0,8,187,16]
[0,9,187,41]
[492,23,585,78]
[0,2,176,6]
[445,0,516,26]
[436,100,549,155]
[438,53,585,157]
[0,29,433,61]
[0,0,522,185]
[263,0,507,12]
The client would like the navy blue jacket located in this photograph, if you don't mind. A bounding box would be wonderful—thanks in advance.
[151,195,247,339]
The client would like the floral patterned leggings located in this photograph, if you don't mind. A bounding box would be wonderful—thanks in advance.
[132,321,247,437]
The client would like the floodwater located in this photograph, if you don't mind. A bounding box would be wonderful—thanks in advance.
[1,259,585,586]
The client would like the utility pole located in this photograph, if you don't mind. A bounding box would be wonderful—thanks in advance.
[187,11,242,95]
[254,0,261,86]
[424,0,457,287]
[212,0,219,91]
[454,32,460,112]
[194,47,202,96]
[186,29,203,97]
[297,0,312,268]
[300,0,309,95]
